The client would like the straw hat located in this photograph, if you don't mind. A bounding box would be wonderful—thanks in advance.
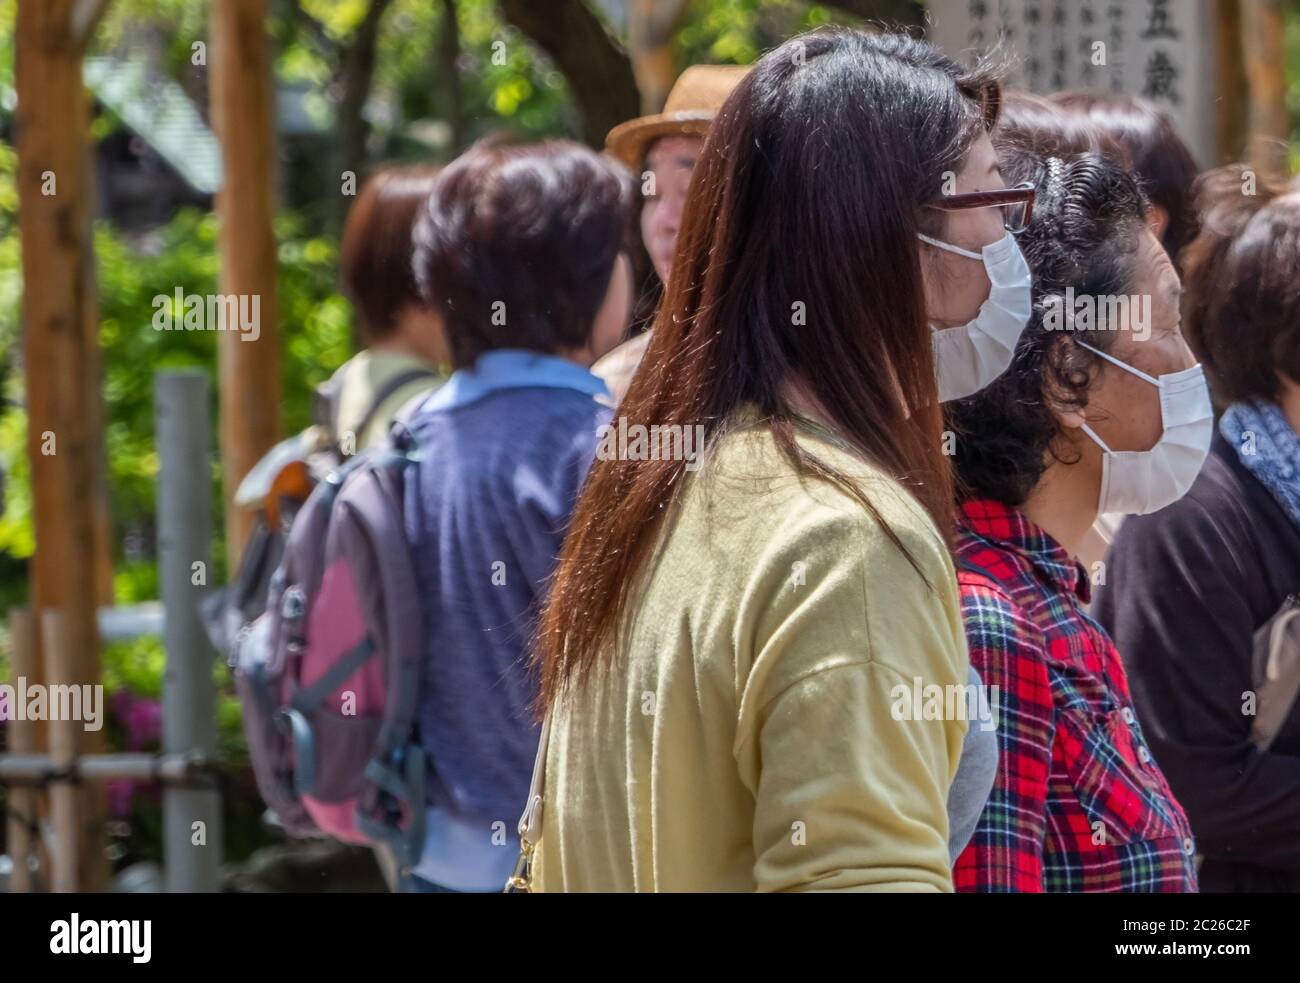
[605,64,751,169]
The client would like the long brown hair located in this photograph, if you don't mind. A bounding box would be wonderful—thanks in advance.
[537,29,1000,707]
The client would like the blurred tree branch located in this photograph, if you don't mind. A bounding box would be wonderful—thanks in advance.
[823,0,925,29]
[70,0,113,50]
[438,0,465,152]
[499,0,640,147]
[337,0,396,189]
[287,0,334,52]
[289,0,396,227]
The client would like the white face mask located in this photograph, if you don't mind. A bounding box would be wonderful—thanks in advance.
[919,230,1033,403]
[1075,339,1213,516]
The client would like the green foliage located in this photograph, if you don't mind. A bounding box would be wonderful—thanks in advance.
[0,199,353,598]
[102,635,166,700]
[675,0,856,67]
[274,0,580,161]
[451,0,577,139]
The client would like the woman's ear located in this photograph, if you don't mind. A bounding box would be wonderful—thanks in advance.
[1040,335,1091,433]
[1052,404,1089,432]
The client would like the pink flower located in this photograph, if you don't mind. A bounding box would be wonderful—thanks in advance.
[106,778,135,817]
[112,691,162,750]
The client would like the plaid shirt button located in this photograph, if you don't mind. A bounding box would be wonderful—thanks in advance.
[1184,838,1196,855]
[1138,745,1151,763]
[1121,707,1135,724]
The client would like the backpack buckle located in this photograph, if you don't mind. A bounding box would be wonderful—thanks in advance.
[281,585,307,620]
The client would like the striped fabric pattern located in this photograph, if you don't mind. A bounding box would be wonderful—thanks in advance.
[952,499,1199,893]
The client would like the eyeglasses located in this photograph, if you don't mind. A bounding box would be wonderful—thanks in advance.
[925,182,1036,234]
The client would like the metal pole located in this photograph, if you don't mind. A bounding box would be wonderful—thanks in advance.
[155,370,222,892]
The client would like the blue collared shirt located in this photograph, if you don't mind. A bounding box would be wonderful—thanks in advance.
[420,348,609,414]
[403,348,610,891]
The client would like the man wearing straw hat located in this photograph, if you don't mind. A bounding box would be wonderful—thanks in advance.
[594,64,750,404]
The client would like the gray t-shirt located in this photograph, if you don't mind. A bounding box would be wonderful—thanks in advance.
[947,664,998,864]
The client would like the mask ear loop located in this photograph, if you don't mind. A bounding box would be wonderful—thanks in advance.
[1073,337,1162,387]
[917,233,983,261]
[1079,422,1113,452]
[1073,336,1159,453]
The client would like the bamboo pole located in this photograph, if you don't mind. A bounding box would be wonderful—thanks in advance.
[5,608,40,891]
[0,752,214,784]
[14,0,110,892]
[41,609,79,893]
[210,0,283,567]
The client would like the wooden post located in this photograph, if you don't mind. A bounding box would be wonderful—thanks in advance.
[1239,0,1291,179]
[1213,0,1250,166]
[5,608,42,892]
[210,0,282,566]
[42,610,80,893]
[14,0,111,892]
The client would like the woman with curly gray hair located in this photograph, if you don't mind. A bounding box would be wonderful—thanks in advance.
[945,143,1210,891]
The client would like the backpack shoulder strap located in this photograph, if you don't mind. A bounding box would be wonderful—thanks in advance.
[1250,593,1300,751]
[351,367,440,446]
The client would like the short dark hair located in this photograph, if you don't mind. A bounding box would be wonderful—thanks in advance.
[340,165,441,344]
[413,138,635,368]
[1048,92,1200,265]
[945,147,1149,506]
[1181,166,1300,404]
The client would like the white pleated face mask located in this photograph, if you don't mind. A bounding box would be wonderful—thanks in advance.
[1075,338,1213,516]
[919,230,1033,403]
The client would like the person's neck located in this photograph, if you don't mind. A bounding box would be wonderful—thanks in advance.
[780,375,837,430]
[553,345,596,369]
[372,306,450,369]
[1019,457,1099,560]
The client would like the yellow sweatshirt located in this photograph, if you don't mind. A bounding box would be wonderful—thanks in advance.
[535,415,970,892]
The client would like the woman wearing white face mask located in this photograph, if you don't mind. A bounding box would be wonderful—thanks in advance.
[944,148,1205,892]
[914,131,1037,862]
[918,131,1035,404]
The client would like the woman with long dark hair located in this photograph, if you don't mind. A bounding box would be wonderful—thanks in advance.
[520,28,1016,892]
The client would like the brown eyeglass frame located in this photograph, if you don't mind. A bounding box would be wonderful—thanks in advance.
[925,182,1037,233]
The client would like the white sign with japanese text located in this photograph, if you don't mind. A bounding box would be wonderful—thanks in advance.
[927,0,1217,164]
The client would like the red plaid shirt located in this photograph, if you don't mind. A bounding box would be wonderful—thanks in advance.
[952,499,1198,892]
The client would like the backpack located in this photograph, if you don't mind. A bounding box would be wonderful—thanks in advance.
[201,366,438,658]
[229,404,430,866]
